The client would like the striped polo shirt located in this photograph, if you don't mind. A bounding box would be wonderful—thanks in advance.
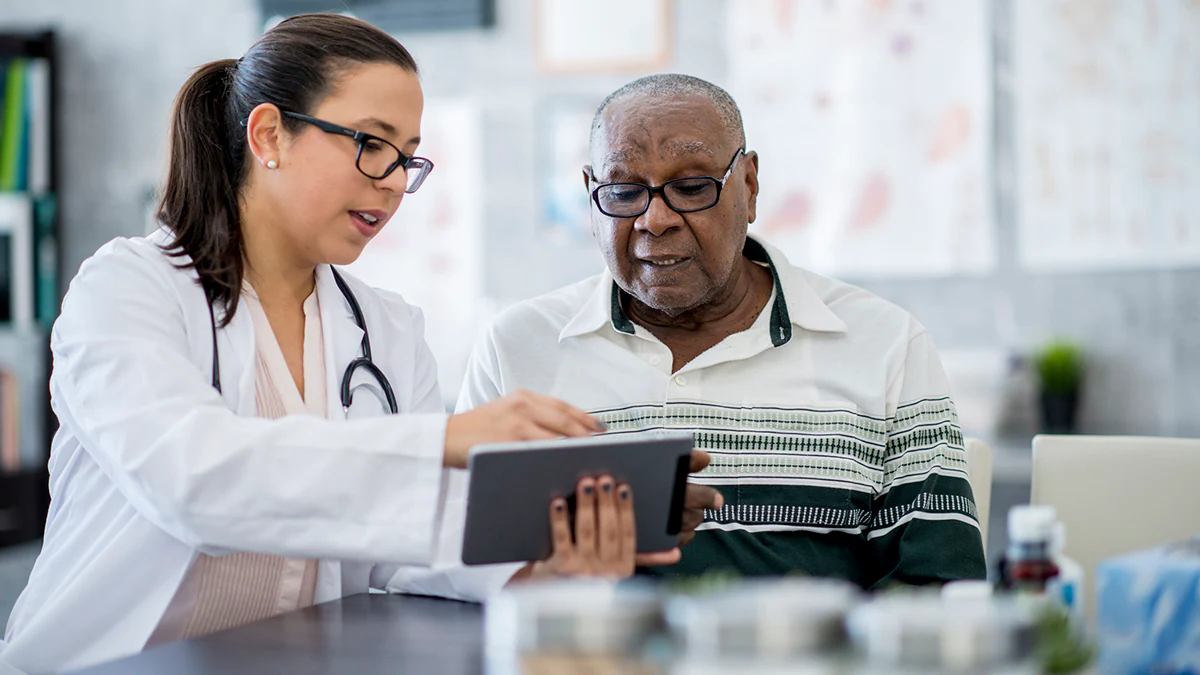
[457,235,986,588]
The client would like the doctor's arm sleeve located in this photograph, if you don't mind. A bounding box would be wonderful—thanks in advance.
[374,465,523,602]
[374,324,524,600]
[863,329,987,589]
[49,246,446,565]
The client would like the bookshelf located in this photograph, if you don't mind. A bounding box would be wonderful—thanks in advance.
[0,30,59,549]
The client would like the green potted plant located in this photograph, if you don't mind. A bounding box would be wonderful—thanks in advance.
[1034,341,1083,433]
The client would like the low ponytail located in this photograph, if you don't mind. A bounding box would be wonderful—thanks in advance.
[156,14,419,326]
[159,58,246,325]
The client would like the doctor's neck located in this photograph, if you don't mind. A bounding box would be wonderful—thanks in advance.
[239,197,317,307]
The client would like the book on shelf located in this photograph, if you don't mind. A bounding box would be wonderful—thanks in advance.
[0,366,19,472]
[34,193,57,325]
[0,51,56,328]
[0,56,50,194]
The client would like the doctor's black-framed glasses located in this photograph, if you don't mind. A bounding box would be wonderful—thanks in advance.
[280,111,434,193]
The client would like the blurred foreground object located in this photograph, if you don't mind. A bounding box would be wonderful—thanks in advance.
[1096,538,1200,674]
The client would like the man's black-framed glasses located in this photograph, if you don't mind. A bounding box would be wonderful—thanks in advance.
[282,111,434,193]
[589,149,745,218]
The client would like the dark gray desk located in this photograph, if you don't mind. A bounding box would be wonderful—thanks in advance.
[72,594,485,675]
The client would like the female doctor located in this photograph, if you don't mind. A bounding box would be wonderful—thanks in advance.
[0,15,684,674]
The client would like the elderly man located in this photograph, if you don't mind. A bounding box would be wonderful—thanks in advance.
[457,74,986,588]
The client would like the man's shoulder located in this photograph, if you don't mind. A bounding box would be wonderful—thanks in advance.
[488,274,607,344]
[791,264,923,339]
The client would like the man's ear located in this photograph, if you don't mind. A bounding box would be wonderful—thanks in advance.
[743,150,760,224]
[581,166,593,191]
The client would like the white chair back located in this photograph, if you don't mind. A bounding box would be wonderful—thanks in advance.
[1031,434,1200,618]
[963,437,993,549]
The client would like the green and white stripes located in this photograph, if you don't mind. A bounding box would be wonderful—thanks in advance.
[592,398,977,535]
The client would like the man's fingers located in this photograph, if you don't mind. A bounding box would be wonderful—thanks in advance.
[573,478,597,560]
[680,506,705,534]
[689,449,711,473]
[634,548,682,567]
[684,484,724,510]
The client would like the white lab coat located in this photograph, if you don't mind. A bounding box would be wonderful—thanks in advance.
[0,229,465,673]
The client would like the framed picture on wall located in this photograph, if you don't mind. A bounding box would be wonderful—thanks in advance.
[537,97,602,243]
[533,0,672,74]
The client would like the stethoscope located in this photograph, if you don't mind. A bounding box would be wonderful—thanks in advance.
[207,267,399,415]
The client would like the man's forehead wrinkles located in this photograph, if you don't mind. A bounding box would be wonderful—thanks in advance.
[661,140,714,160]
[595,125,648,175]
[603,147,640,166]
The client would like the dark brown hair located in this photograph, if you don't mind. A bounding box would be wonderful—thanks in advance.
[158,13,418,325]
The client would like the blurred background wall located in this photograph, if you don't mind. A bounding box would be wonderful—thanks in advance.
[0,0,1194,433]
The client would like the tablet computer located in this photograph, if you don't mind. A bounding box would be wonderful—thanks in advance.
[461,432,694,566]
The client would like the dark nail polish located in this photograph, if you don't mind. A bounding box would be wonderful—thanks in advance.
[620,488,630,501]
[554,501,565,512]
[583,485,594,496]
[602,482,613,493]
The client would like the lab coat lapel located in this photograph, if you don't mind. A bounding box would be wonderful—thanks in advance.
[315,265,365,422]
[210,288,257,416]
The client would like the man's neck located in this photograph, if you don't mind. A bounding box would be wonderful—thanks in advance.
[626,256,774,372]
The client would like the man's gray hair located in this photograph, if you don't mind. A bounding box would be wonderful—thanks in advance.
[589,74,746,151]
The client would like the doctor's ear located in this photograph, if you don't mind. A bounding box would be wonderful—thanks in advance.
[244,103,285,170]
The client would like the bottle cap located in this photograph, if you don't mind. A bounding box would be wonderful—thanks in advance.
[1007,505,1057,543]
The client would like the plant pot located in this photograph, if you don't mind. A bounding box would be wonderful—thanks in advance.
[1039,390,1079,434]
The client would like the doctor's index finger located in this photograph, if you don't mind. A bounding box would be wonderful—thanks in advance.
[525,391,606,434]
[523,394,601,437]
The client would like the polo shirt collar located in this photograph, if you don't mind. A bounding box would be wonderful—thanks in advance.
[558,234,847,344]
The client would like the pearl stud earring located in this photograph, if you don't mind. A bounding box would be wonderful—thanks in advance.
[266,160,278,169]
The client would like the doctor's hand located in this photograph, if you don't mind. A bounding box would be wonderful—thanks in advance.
[678,449,724,548]
[508,475,681,585]
[443,390,603,469]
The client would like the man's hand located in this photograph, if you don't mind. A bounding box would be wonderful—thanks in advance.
[677,449,723,547]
